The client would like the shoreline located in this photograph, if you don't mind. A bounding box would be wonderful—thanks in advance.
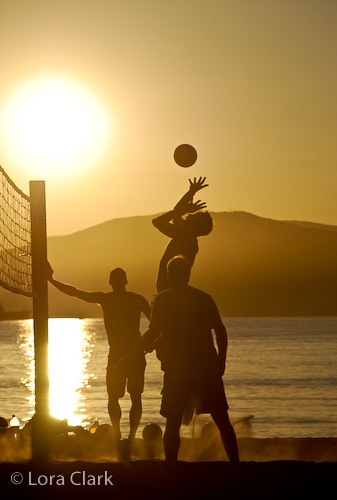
[1,428,336,497]
[1,428,337,462]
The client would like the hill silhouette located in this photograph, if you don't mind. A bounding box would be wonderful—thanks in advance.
[44,211,337,317]
[1,211,336,317]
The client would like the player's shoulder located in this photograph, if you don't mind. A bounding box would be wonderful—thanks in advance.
[126,291,149,302]
[188,285,212,299]
[152,288,171,304]
[188,286,216,307]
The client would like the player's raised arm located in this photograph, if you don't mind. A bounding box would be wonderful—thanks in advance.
[47,262,102,304]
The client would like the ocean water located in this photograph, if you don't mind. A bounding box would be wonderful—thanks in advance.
[0,317,336,440]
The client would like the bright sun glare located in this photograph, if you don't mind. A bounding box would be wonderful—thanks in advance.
[0,77,111,179]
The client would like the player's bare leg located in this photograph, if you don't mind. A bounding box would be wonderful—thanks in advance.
[211,408,239,463]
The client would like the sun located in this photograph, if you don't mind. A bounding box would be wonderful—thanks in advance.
[0,76,111,179]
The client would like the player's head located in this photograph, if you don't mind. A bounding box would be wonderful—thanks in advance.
[167,255,191,286]
[185,211,213,236]
[109,268,127,288]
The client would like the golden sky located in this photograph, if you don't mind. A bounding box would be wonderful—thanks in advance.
[0,0,336,236]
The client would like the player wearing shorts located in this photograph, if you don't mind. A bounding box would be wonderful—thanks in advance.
[47,265,151,442]
[116,256,239,462]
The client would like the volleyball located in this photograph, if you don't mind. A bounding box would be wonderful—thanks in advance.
[173,144,197,168]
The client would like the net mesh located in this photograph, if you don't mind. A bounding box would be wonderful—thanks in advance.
[0,166,32,296]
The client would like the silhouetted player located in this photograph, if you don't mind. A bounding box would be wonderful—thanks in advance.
[150,177,214,371]
[47,265,151,442]
[116,256,239,463]
[153,176,213,293]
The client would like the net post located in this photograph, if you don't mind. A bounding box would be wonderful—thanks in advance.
[29,180,50,462]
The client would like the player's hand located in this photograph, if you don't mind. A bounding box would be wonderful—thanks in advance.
[188,177,208,195]
[145,337,163,361]
[188,199,207,213]
[175,199,206,215]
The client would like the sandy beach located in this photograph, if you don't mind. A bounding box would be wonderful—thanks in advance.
[0,429,336,498]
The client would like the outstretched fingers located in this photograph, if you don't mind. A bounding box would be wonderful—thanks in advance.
[188,177,209,193]
[191,199,207,212]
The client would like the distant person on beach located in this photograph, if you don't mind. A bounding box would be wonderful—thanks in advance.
[115,256,239,463]
[47,265,151,443]
[152,176,213,293]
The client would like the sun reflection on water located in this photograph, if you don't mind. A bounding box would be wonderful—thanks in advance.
[19,318,94,427]
[18,321,35,421]
[48,318,94,426]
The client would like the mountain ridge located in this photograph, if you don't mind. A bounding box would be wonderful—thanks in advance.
[1,211,336,317]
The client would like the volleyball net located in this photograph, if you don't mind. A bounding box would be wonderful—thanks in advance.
[0,165,33,296]
[0,165,49,461]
